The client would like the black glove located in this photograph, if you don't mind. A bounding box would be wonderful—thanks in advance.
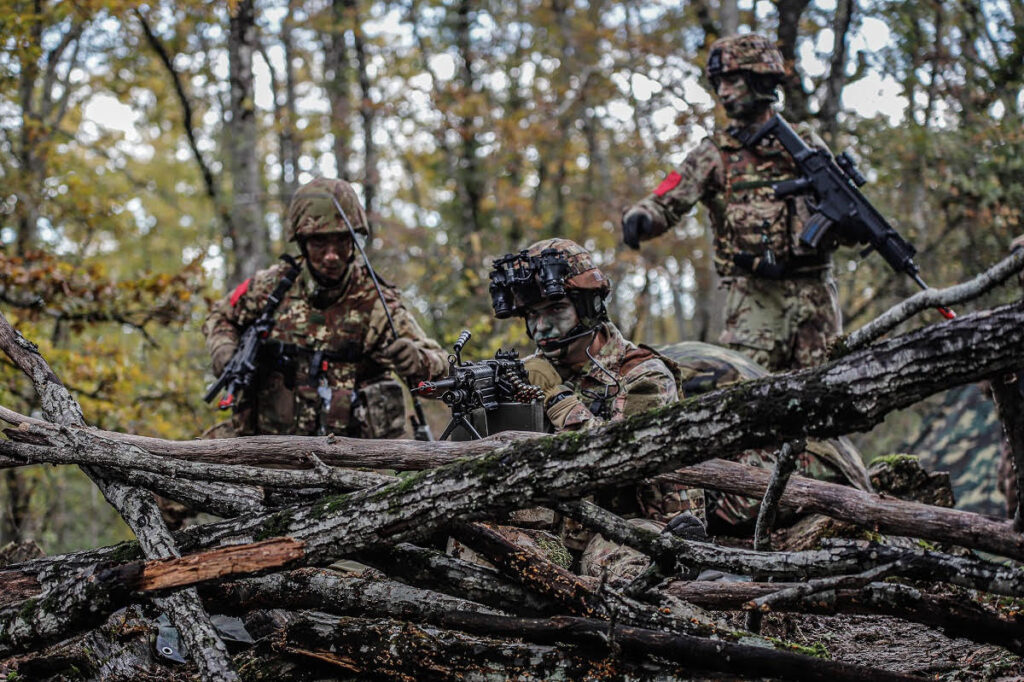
[663,511,708,541]
[732,252,787,280]
[622,211,653,250]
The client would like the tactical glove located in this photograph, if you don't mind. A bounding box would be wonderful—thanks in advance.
[545,390,583,429]
[384,337,427,378]
[211,343,237,377]
[523,355,564,401]
[732,252,787,280]
[622,210,653,250]
[663,511,708,541]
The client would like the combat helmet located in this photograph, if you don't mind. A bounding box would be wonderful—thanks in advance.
[705,33,786,91]
[488,238,611,327]
[286,177,369,242]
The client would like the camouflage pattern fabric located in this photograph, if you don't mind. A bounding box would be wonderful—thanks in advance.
[718,273,841,370]
[659,340,872,529]
[705,34,787,81]
[520,322,704,575]
[446,524,573,570]
[626,124,840,372]
[203,260,446,437]
[532,322,706,525]
[579,518,663,583]
[286,177,369,241]
[901,383,1006,517]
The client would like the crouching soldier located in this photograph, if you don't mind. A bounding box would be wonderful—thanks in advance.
[486,238,707,580]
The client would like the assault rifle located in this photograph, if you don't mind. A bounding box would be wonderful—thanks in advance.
[730,114,954,319]
[203,255,303,409]
[414,330,545,440]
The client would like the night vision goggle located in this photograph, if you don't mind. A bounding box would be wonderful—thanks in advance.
[489,248,572,319]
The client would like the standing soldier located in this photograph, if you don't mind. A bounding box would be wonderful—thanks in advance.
[203,177,447,438]
[622,33,842,371]
[488,238,706,580]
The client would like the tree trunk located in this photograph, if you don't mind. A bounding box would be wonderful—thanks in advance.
[228,0,268,287]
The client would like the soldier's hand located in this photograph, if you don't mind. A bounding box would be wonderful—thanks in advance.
[524,356,564,400]
[622,210,653,250]
[211,344,237,376]
[384,338,427,378]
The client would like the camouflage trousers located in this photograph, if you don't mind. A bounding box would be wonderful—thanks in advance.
[718,273,840,372]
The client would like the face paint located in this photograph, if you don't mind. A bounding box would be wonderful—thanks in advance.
[715,72,762,121]
[525,298,581,357]
[304,233,353,283]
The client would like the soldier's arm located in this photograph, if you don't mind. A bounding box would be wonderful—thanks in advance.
[552,362,677,432]
[201,272,273,374]
[623,139,723,242]
[365,296,447,383]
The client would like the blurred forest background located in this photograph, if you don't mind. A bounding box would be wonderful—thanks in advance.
[1,0,1022,553]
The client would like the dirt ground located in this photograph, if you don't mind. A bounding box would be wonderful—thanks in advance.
[752,611,1023,680]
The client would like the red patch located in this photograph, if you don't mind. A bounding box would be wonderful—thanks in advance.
[229,278,251,307]
[653,171,682,197]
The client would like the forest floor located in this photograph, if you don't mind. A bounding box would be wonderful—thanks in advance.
[739,608,1023,680]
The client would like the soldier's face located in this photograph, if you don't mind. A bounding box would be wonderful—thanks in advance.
[715,73,760,120]
[305,233,353,281]
[526,298,581,357]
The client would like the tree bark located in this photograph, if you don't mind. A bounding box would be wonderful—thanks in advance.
[664,458,1024,561]
[0,314,239,681]
[559,500,1024,598]
[227,0,268,287]
[664,580,1024,655]
[257,610,919,682]
[1,539,302,657]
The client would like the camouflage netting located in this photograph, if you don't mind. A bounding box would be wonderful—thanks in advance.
[901,383,1006,517]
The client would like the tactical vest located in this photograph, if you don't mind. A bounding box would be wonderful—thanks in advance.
[233,265,403,438]
[709,130,830,278]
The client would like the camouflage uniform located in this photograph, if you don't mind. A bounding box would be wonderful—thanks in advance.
[203,179,446,438]
[659,341,872,531]
[623,35,841,372]
[491,239,703,580]
[527,321,706,526]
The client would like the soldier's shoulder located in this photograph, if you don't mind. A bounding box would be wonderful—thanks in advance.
[349,264,403,306]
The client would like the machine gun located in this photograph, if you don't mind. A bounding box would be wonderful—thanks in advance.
[203,255,303,409]
[731,114,954,319]
[414,330,545,440]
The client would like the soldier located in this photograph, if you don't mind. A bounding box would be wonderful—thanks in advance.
[202,177,447,438]
[488,238,706,580]
[622,33,842,372]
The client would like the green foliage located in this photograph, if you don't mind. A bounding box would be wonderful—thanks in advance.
[1,0,1022,552]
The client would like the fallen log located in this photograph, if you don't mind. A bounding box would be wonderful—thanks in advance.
[451,522,719,635]
[253,610,921,682]
[4,302,1024,659]
[0,312,239,681]
[0,538,304,657]
[559,500,1024,597]
[359,543,560,616]
[0,419,396,492]
[664,458,1024,561]
[664,580,1024,655]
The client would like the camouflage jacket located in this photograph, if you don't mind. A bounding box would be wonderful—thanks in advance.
[538,323,678,431]
[203,259,446,437]
[630,123,834,277]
